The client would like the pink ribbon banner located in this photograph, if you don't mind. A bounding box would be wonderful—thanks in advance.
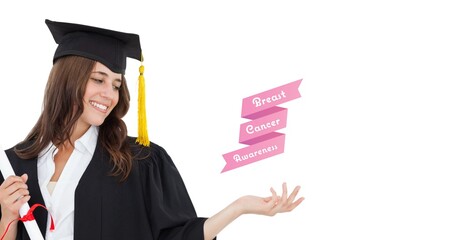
[222,79,302,173]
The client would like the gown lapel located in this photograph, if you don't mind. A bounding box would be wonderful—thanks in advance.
[73,140,106,240]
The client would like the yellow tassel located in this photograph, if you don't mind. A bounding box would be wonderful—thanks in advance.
[136,56,150,147]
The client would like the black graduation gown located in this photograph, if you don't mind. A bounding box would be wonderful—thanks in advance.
[0,137,210,240]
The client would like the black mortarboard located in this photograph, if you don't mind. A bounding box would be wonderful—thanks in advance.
[45,19,150,146]
[45,19,142,74]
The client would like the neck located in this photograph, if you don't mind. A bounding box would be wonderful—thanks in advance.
[61,122,91,147]
[72,123,91,142]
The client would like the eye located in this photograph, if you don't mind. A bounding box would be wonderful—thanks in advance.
[91,78,103,84]
[113,85,121,91]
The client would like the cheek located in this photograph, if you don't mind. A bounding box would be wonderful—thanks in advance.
[83,83,96,101]
[112,92,120,107]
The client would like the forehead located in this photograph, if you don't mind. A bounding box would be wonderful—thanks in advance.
[92,62,122,79]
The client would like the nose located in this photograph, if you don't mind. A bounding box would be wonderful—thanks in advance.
[100,84,116,99]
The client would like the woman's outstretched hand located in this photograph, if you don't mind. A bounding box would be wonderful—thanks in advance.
[204,182,304,240]
[235,182,304,216]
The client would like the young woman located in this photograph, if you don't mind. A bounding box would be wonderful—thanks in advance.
[0,19,303,240]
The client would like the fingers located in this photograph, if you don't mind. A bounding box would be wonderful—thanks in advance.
[269,187,278,206]
[0,175,30,206]
[281,182,288,205]
[21,173,28,183]
[287,197,304,212]
[286,185,301,205]
[241,183,304,217]
[11,188,30,203]
[1,175,25,189]
[5,182,29,197]
[1,176,27,193]
[272,182,304,213]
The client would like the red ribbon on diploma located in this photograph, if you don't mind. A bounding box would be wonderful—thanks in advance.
[1,203,54,240]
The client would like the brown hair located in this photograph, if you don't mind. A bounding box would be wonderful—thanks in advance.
[16,55,134,181]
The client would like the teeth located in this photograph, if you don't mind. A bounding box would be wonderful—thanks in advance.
[90,101,108,110]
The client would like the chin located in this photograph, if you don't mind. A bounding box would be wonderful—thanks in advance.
[93,121,106,127]
[87,118,107,127]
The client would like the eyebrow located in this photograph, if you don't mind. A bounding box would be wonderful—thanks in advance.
[92,71,122,83]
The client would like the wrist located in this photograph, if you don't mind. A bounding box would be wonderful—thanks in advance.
[232,197,247,216]
[0,214,19,228]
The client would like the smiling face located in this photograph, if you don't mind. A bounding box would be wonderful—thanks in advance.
[77,62,122,130]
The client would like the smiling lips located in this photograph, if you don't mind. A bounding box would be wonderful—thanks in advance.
[90,101,109,112]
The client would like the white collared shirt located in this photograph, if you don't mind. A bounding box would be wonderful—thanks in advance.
[37,126,98,240]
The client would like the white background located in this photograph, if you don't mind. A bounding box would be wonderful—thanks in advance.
[1,0,455,239]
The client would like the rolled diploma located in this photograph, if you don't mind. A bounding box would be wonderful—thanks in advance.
[0,146,44,240]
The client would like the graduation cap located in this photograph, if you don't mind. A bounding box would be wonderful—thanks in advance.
[45,19,150,146]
